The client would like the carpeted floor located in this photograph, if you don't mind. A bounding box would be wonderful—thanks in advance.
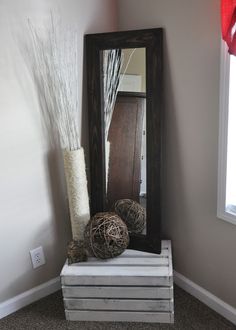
[0,286,235,330]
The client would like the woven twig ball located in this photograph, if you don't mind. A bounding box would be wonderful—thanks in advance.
[114,199,146,234]
[67,240,88,264]
[84,212,129,259]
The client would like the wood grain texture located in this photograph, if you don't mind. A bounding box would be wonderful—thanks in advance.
[61,265,169,277]
[107,94,144,207]
[85,28,163,254]
[64,298,174,312]
[61,241,174,323]
[61,241,173,286]
[61,276,171,287]
[62,286,173,299]
[63,257,168,266]
[65,310,174,323]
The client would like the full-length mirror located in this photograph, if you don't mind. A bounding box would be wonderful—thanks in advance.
[86,29,163,253]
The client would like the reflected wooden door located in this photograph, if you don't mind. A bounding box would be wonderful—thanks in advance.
[107,93,145,209]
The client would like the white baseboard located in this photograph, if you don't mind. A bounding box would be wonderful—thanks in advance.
[0,277,60,320]
[174,271,236,325]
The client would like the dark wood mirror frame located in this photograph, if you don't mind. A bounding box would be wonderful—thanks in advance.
[85,28,163,254]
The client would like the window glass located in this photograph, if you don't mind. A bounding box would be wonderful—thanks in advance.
[226,56,236,215]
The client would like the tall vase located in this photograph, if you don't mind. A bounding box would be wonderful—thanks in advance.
[63,148,90,241]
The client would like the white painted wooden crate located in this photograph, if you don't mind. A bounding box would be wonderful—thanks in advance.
[61,240,174,323]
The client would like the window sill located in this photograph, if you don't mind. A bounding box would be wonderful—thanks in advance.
[217,209,236,225]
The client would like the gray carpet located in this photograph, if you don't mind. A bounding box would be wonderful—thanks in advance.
[0,286,235,330]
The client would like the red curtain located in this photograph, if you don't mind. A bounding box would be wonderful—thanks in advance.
[221,0,236,55]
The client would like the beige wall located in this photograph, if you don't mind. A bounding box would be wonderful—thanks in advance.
[118,0,236,308]
[121,48,146,92]
[1,0,235,311]
[0,0,117,303]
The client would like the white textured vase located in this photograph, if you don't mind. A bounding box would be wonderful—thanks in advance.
[63,148,90,240]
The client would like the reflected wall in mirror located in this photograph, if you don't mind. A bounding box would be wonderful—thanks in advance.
[86,29,163,253]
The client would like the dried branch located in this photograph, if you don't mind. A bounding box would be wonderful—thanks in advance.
[28,16,81,151]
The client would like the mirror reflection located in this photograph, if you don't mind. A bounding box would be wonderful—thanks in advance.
[102,48,146,216]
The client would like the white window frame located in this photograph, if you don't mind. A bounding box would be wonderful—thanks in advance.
[217,41,236,225]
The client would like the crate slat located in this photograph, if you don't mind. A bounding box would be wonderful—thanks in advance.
[64,298,173,312]
[65,310,174,323]
[61,274,171,286]
[62,286,173,299]
[61,265,169,277]
[70,257,169,266]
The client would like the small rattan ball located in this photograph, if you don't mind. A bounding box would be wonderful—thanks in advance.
[67,240,88,264]
[84,212,129,259]
[114,199,146,234]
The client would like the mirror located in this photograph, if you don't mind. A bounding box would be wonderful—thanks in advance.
[86,29,163,253]
[103,48,146,215]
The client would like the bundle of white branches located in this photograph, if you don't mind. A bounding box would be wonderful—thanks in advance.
[29,17,80,151]
[28,17,90,240]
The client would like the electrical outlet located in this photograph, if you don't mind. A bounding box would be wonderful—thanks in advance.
[30,246,46,269]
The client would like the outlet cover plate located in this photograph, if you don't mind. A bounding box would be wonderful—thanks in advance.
[30,246,46,269]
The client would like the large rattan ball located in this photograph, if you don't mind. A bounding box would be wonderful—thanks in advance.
[84,212,129,259]
[114,199,146,234]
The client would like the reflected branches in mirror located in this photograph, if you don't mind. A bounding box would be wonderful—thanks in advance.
[103,49,123,192]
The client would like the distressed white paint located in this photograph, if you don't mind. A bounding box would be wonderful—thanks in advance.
[61,241,173,286]
[61,241,173,323]
[70,257,169,266]
[62,265,169,277]
[65,310,174,323]
[61,272,171,286]
[62,285,173,299]
[64,298,174,311]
